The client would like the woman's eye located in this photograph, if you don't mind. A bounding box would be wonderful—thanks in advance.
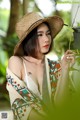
[37,34,43,36]
[47,32,51,35]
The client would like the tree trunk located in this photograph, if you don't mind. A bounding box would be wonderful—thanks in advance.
[7,0,20,37]
[23,0,29,15]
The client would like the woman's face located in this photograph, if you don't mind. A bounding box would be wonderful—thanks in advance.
[37,23,52,55]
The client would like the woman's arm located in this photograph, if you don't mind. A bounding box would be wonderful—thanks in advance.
[54,50,75,106]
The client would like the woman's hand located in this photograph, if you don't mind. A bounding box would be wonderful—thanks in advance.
[61,50,75,69]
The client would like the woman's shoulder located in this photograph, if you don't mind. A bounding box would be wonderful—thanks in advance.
[7,56,23,78]
[8,56,23,66]
[9,55,22,62]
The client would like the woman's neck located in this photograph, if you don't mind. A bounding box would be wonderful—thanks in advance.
[23,55,45,65]
[36,51,46,60]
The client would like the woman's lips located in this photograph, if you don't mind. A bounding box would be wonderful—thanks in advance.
[43,45,49,48]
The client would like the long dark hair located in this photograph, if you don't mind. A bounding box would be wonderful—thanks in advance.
[22,22,53,58]
[22,27,38,58]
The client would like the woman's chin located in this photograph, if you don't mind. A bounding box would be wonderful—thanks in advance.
[42,50,49,54]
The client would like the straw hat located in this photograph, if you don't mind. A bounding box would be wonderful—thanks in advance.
[14,12,64,56]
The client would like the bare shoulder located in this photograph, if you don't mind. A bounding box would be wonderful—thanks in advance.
[8,56,23,67]
[8,56,23,79]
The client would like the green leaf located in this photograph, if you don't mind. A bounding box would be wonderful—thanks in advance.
[69,67,79,72]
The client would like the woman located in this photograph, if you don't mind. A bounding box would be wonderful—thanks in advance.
[6,12,75,120]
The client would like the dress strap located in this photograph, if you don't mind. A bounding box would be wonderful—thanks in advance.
[20,57,28,76]
[23,60,28,76]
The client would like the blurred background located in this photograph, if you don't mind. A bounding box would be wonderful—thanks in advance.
[0,0,80,110]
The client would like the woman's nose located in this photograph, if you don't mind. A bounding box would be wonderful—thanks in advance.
[44,34,49,42]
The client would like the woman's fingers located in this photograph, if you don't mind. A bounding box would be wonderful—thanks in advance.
[62,50,75,67]
[66,54,75,59]
[65,50,75,55]
[66,56,75,64]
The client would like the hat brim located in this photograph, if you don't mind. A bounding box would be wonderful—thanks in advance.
[14,16,64,56]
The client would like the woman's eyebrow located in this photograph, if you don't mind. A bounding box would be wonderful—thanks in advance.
[37,31,43,33]
[37,29,50,33]
[46,30,51,33]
